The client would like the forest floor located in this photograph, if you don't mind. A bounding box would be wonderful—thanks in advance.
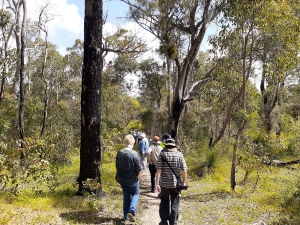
[2,156,299,224]
[136,169,161,225]
[136,170,185,225]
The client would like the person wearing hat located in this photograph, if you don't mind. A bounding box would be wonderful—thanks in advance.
[162,133,171,143]
[147,136,163,192]
[139,132,149,171]
[155,138,187,225]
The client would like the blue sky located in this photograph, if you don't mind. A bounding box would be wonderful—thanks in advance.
[27,0,130,55]
[68,0,129,23]
[27,0,213,56]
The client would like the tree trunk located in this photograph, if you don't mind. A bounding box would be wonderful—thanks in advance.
[0,77,5,101]
[170,97,186,138]
[77,0,103,196]
[40,32,49,137]
[230,120,246,191]
[18,0,26,165]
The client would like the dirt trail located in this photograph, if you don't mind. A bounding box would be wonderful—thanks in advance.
[137,169,161,225]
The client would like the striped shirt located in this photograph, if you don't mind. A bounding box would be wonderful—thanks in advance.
[156,148,187,188]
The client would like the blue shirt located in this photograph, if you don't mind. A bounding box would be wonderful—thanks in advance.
[139,138,149,155]
[116,147,141,185]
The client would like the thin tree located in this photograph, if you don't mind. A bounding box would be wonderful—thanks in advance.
[37,2,53,137]
[7,0,27,163]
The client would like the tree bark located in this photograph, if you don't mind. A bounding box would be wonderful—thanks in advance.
[18,0,26,165]
[77,0,103,196]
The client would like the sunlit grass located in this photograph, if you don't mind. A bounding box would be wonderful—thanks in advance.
[1,146,300,224]
[180,149,300,224]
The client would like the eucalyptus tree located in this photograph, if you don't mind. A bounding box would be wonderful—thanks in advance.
[0,9,14,102]
[101,28,148,133]
[257,0,300,134]
[6,0,27,164]
[137,58,174,134]
[36,1,54,137]
[121,0,220,138]
[209,0,269,190]
[77,0,103,195]
[102,28,147,93]
[138,59,166,108]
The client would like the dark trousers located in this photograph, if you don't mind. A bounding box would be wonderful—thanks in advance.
[149,164,156,191]
[159,187,180,225]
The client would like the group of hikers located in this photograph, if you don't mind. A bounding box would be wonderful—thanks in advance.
[115,131,188,225]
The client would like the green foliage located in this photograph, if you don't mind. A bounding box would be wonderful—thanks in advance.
[279,183,300,224]
[139,109,154,130]
[0,93,18,141]
[238,150,260,184]
[0,134,66,196]
[158,42,178,59]
[126,120,143,131]
[252,133,288,161]
[0,9,11,28]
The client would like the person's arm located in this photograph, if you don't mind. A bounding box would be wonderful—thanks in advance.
[181,170,187,186]
[155,168,162,193]
[147,147,152,164]
[135,154,142,174]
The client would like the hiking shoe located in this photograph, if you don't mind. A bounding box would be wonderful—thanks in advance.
[127,212,135,222]
[159,221,168,225]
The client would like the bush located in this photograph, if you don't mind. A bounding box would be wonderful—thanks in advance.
[0,134,65,196]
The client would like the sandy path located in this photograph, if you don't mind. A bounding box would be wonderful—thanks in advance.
[137,169,161,225]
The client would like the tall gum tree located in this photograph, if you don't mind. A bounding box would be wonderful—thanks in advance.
[6,0,27,163]
[0,9,14,102]
[121,0,219,138]
[77,0,103,195]
[257,0,300,134]
[209,0,300,190]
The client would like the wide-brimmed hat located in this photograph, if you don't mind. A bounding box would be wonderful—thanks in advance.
[165,138,176,147]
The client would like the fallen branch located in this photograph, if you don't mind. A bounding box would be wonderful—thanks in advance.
[270,159,300,167]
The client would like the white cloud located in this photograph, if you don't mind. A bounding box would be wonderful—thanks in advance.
[27,0,84,55]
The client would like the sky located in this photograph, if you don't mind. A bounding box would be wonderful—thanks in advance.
[27,0,213,56]
[27,0,140,55]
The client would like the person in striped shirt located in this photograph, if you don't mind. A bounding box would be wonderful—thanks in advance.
[155,138,187,225]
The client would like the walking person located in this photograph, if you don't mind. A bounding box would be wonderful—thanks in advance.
[147,136,163,192]
[139,132,149,171]
[156,138,188,225]
[161,132,171,143]
[115,134,142,223]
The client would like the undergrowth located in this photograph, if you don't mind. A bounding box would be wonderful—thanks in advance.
[1,144,300,224]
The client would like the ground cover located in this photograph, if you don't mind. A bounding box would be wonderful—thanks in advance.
[0,151,299,225]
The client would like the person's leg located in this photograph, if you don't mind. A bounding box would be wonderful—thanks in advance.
[149,164,156,191]
[121,184,131,220]
[169,188,180,225]
[140,154,145,170]
[128,181,140,216]
[159,187,170,222]
[145,153,148,166]
[142,153,147,170]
